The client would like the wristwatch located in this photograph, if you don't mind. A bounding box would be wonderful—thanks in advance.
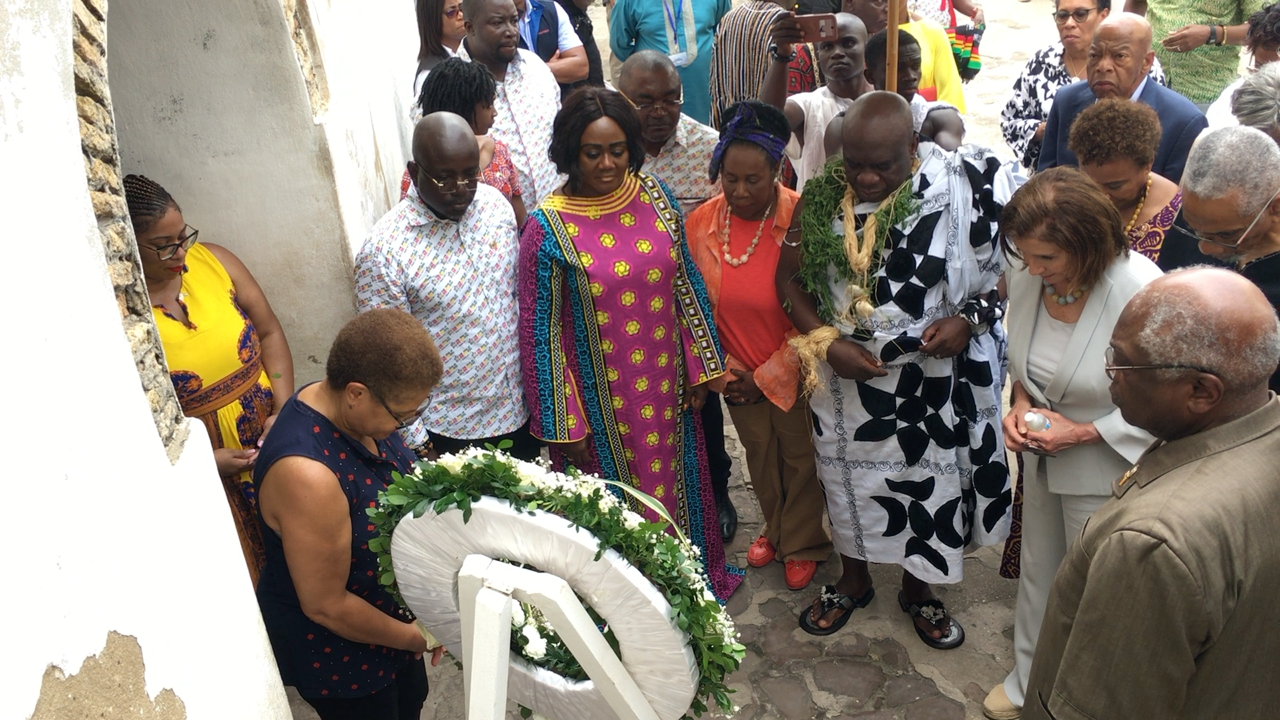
[768,43,797,63]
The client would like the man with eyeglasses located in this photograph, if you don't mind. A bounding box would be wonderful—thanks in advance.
[617,51,722,210]
[1038,12,1207,182]
[1024,268,1280,720]
[457,0,562,205]
[1175,126,1280,391]
[355,113,539,462]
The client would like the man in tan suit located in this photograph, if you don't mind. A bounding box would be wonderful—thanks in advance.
[1025,267,1280,720]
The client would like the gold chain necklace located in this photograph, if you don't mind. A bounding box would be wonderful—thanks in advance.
[1124,173,1153,234]
[721,197,775,267]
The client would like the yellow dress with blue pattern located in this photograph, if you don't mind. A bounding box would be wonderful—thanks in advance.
[153,242,273,580]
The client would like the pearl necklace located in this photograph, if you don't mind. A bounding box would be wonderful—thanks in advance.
[1124,173,1153,234]
[721,197,775,267]
[1044,282,1089,305]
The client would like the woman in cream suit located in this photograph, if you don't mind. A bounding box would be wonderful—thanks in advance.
[983,167,1163,719]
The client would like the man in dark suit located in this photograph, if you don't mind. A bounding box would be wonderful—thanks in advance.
[1038,13,1206,182]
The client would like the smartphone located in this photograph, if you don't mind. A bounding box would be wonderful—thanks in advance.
[795,13,839,42]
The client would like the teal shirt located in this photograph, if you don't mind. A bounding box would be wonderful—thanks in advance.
[610,0,731,125]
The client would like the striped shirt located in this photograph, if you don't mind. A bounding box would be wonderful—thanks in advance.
[707,0,819,130]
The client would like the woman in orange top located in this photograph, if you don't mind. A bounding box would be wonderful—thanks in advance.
[125,175,295,585]
[687,101,833,591]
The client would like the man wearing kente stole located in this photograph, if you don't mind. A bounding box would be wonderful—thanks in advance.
[777,92,1017,648]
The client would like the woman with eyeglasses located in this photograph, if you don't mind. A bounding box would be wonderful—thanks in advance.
[982,167,1161,720]
[1000,0,1167,170]
[124,174,294,586]
[518,87,744,601]
[1069,98,1182,263]
[414,0,467,97]
[255,308,445,720]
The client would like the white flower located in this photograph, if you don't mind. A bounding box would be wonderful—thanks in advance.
[510,602,526,627]
[622,511,643,531]
[521,624,547,659]
[435,454,464,474]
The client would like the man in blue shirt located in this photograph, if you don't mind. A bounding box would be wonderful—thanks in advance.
[609,0,731,124]
[514,0,589,85]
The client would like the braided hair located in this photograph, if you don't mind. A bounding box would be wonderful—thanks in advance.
[122,174,180,234]
[417,58,497,127]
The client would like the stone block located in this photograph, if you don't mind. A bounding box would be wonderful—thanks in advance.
[825,631,872,658]
[77,0,107,22]
[73,56,111,107]
[813,658,886,708]
[87,156,121,194]
[759,615,820,663]
[76,95,111,129]
[72,33,103,68]
[903,695,965,720]
[102,221,131,256]
[758,676,813,720]
[90,190,125,220]
[108,259,134,288]
[72,1,106,50]
[884,674,940,707]
[79,118,115,159]
[870,637,910,672]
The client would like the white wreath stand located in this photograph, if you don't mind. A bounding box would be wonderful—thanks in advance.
[458,555,660,720]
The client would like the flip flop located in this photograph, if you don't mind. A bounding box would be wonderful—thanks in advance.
[799,584,875,636]
[898,591,965,649]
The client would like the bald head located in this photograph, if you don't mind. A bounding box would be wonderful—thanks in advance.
[618,51,681,95]
[840,92,917,203]
[409,113,480,221]
[1088,13,1156,99]
[413,112,478,166]
[1096,12,1153,47]
[1111,267,1280,438]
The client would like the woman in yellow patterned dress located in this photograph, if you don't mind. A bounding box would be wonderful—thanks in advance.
[125,175,295,585]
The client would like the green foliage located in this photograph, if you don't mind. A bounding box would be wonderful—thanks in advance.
[367,447,745,718]
[796,156,919,330]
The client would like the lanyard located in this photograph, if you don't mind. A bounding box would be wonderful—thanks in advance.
[662,0,682,36]
[660,0,698,61]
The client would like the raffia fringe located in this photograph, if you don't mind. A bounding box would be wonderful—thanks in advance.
[789,326,842,395]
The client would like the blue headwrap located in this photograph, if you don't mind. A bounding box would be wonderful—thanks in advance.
[708,103,789,182]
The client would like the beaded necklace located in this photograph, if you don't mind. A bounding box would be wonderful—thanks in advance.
[1124,173,1153,235]
[721,189,776,267]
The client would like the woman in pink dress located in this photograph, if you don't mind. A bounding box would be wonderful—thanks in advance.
[518,87,743,601]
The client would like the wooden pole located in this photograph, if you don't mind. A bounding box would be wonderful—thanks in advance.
[886,0,900,93]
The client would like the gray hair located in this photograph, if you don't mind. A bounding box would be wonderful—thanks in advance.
[1130,267,1280,391]
[1232,62,1280,138]
[1181,126,1280,216]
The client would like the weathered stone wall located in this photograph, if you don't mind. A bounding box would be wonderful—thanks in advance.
[73,0,187,461]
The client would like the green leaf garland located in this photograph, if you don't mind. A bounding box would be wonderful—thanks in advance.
[367,446,746,718]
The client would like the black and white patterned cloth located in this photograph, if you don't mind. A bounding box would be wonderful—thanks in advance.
[1000,42,1166,170]
[809,143,1020,584]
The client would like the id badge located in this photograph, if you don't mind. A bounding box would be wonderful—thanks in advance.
[668,51,690,68]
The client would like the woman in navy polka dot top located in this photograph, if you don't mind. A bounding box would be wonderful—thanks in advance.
[255,309,444,720]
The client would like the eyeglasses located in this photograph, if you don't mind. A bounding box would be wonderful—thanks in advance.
[144,225,199,260]
[1052,7,1097,24]
[624,93,684,115]
[444,3,462,18]
[1103,346,1217,380]
[1173,185,1280,250]
[372,390,431,430]
[418,170,480,194]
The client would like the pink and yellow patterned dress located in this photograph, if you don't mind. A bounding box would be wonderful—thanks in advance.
[518,172,743,600]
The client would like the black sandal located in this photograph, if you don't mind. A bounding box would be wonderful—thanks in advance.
[898,591,964,649]
[799,584,875,636]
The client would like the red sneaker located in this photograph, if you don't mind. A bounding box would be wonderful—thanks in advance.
[747,536,776,567]
[785,560,818,590]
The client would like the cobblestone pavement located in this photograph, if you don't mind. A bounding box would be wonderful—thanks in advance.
[289,1,1057,717]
